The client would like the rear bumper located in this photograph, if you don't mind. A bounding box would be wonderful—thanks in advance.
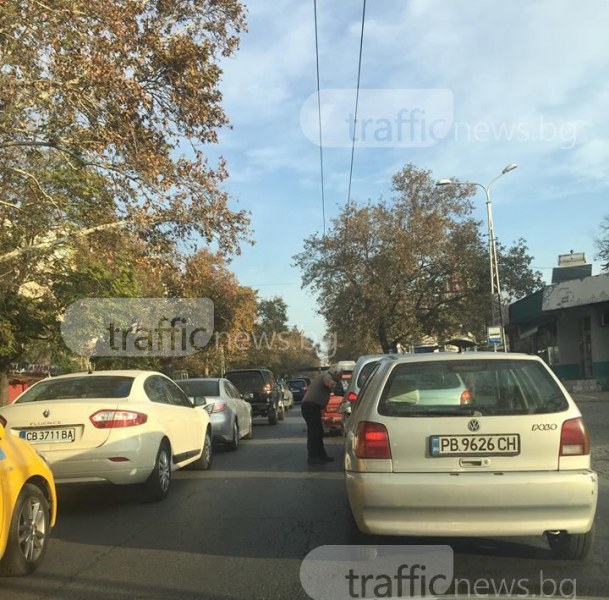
[346,470,598,537]
[41,435,160,485]
[249,402,275,417]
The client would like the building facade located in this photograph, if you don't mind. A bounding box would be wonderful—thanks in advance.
[509,270,609,390]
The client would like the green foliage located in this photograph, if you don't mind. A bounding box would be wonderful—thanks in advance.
[295,164,543,353]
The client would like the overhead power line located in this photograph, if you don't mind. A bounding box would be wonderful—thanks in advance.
[346,0,367,206]
[313,0,326,235]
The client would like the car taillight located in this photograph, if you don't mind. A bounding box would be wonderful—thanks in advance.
[560,417,590,456]
[355,421,391,459]
[347,392,358,402]
[263,384,271,393]
[90,410,148,429]
[211,402,226,413]
[303,385,308,392]
[460,390,473,405]
[0,415,7,428]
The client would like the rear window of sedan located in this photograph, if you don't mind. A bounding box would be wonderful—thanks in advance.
[16,376,134,403]
[378,359,569,417]
[287,379,306,389]
[178,380,220,397]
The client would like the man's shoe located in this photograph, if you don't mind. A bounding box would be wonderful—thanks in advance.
[307,457,326,465]
[323,456,335,462]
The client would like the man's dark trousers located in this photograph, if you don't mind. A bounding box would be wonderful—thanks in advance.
[301,401,327,460]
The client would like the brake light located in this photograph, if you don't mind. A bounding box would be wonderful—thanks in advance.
[303,385,308,392]
[347,392,358,402]
[460,389,473,405]
[560,417,590,456]
[90,410,148,429]
[355,421,391,459]
[263,384,272,393]
[211,402,226,413]
[0,415,6,428]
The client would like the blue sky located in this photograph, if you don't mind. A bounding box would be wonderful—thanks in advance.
[203,0,609,347]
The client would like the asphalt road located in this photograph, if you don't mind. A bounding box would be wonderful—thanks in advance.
[2,401,608,600]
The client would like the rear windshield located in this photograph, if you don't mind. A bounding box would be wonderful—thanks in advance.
[225,371,264,391]
[378,360,569,417]
[177,380,220,397]
[16,376,134,403]
[288,379,306,389]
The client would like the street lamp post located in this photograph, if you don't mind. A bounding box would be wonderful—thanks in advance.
[436,163,518,350]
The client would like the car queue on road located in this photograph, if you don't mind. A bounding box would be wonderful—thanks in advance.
[0,352,600,580]
[0,366,296,577]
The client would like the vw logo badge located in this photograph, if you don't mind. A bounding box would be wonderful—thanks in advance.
[43,409,51,418]
[468,419,480,432]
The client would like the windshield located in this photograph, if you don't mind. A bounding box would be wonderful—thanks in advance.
[16,376,134,403]
[379,360,569,416]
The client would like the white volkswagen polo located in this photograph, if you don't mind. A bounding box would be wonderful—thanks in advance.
[0,370,212,501]
[343,352,598,559]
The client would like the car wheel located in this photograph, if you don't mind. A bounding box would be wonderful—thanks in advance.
[546,529,594,560]
[0,483,51,576]
[145,441,171,501]
[268,409,278,425]
[226,421,239,451]
[191,428,213,470]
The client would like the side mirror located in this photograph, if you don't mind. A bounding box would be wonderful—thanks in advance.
[338,401,352,415]
[190,396,207,407]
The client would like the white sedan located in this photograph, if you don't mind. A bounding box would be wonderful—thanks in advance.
[0,370,212,501]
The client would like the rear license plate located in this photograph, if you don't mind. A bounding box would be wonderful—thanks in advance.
[19,428,76,444]
[430,434,520,456]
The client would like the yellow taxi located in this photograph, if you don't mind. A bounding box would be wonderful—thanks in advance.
[0,415,57,576]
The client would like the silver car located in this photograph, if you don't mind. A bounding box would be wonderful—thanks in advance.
[177,378,253,451]
[343,352,598,559]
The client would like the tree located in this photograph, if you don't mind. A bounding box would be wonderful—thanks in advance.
[0,1,250,400]
[0,0,250,267]
[170,249,257,376]
[294,164,543,353]
[595,215,609,272]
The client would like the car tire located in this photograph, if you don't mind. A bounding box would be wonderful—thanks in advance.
[268,409,278,425]
[144,441,171,501]
[546,529,594,559]
[0,484,51,577]
[226,421,239,451]
[191,428,213,470]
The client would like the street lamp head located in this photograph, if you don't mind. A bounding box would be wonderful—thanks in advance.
[502,163,518,174]
[436,179,454,186]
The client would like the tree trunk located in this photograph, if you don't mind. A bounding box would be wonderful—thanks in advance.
[0,371,9,406]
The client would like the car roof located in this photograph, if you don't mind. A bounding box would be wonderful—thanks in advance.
[389,351,540,365]
[34,370,165,380]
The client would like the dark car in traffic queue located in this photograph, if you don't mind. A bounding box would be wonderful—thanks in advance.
[224,368,284,425]
[287,378,308,402]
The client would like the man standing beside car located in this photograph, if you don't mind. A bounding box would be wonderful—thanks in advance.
[301,366,342,465]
